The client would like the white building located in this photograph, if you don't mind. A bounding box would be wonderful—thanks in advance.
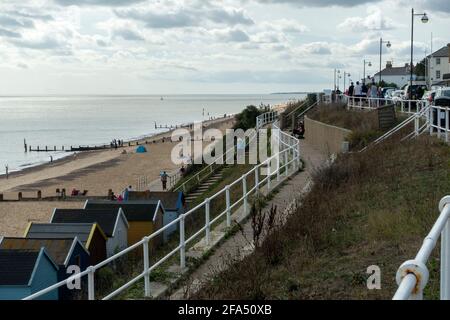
[428,44,450,86]
[373,62,413,88]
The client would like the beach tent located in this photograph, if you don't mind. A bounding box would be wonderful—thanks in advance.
[136,146,147,153]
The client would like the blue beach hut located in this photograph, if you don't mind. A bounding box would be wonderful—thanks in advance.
[136,146,147,153]
[0,248,59,300]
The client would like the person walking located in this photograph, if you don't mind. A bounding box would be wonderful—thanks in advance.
[348,82,355,97]
[354,81,362,97]
[160,171,168,191]
[369,82,378,98]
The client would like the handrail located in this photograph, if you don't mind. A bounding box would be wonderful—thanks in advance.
[24,107,300,301]
[296,101,319,120]
[394,197,450,300]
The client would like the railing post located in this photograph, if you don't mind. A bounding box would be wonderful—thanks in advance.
[143,237,151,297]
[441,219,450,300]
[88,266,95,300]
[430,106,433,135]
[446,107,449,143]
[267,161,271,191]
[284,150,289,177]
[225,186,231,227]
[180,214,186,268]
[242,174,248,216]
[205,198,210,245]
[254,167,259,194]
[276,153,280,182]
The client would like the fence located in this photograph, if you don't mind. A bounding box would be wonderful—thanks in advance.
[346,96,428,114]
[394,196,450,300]
[23,110,300,301]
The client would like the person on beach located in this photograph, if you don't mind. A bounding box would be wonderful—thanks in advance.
[160,171,168,190]
[122,186,130,200]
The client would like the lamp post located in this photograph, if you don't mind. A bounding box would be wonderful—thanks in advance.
[410,8,429,91]
[379,38,391,85]
[337,70,341,91]
[363,60,372,83]
[344,72,351,92]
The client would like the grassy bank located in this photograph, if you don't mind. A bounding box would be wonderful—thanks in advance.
[194,134,450,300]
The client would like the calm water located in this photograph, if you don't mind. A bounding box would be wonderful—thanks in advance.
[0,94,305,174]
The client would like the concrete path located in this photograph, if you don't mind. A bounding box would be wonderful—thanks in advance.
[169,139,327,299]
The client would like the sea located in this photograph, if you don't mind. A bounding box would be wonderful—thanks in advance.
[0,94,306,174]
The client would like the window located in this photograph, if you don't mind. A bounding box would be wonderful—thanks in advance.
[436,58,441,65]
[436,70,441,79]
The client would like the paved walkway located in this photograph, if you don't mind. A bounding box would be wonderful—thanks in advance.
[169,139,327,299]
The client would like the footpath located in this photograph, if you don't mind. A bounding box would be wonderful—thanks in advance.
[169,139,327,299]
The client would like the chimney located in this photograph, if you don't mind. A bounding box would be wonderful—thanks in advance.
[386,61,392,69]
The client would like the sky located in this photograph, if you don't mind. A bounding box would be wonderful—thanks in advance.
[0,0,448,95]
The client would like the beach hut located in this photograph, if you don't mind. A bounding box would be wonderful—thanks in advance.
[128,191,186,242]
[0,248,59,300]
[50,208,129,257]
[84,200,164,249]
[136,146,147,153]
[24,223,108,265]
[0,237,89,300]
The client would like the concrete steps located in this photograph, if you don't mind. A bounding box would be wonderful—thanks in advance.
[184,167,228,204]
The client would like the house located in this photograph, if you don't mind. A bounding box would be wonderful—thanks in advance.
[50,208,129,257]
[128,191,186,242]
[373,62,415,88]
[24,223,107,265]
[84,200,164,249]
[0,237,89,300]
[428,44,450,86]
[0,248,59,300]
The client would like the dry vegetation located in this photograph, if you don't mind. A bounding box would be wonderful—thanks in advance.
[194,134,450,300]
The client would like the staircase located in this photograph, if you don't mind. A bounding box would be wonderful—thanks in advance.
[184,166,228,205]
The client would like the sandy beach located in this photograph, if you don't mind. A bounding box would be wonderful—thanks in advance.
[0,116,235,237]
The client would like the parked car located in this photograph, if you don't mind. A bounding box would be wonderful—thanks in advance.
[434,87,450,107]
[384,88,395,99]
[390,90,405,102]
[381,87,396,98]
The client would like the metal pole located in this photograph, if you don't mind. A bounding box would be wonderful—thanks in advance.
[226,186,231,227]
[380,38,383,85]
[88,267,95,300]
[441,220,450,299]
[143,238,151,297]
[411,8,414,89]
[242,175,248,216]
[205,198,210,245]
[180,215,186,268]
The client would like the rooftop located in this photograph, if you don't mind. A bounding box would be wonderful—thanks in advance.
[84,201,162,222]
[25,223,96,246]
[0,238,77,266]
[0,249,42,286]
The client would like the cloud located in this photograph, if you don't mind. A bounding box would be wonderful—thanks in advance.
[112,27,145,41]
[114,5,253,29]
[302,42,332,55]
[338,6,399,31]
[214,29,251,42]
[253,0,382,7]
[0,27,21,38]
[0,14,34,29]
[53,0,146,6]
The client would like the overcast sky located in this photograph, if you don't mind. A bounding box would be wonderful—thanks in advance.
[0,0,448,95]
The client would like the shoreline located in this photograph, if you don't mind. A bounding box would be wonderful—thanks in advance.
[0,115,234,182]
[0,115,235,194]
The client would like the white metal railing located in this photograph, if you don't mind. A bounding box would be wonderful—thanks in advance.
[346,96,427,115]
[394,196,450,300]
[429,105,450,143]
[24,110,299,301]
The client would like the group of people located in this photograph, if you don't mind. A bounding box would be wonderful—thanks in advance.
[110,185,133,201]
[110,139,124,150]
[293,121,305,139]
[347,80,381,98]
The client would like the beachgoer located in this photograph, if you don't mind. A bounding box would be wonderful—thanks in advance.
[348,82,354,97]
[117,194,123,202]
[354,81,362,97]
[362,82,368,97]
[180,165,186,176]
[160,171,168,190]
[122,186,130,201]
[369,82,378,98]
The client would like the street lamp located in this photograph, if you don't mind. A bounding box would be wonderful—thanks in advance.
[410,8,429,91]
[344,72,351,92]
[363,60,372,83]
[379,38,391,85]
